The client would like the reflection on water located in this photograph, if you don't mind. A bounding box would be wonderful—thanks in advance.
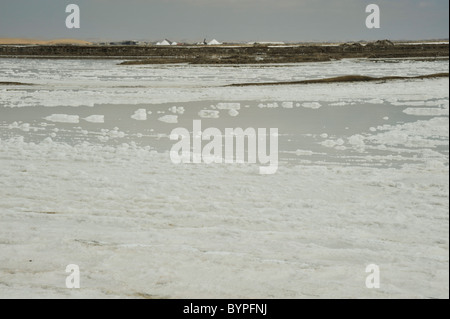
[1,100,448,168]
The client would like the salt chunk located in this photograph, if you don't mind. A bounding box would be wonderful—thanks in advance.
[199,110,220,119]
[282,102,294,109]
[158,115,178,124]
[131,109,147,121]
[228,109,239,117]
[84,115,105,123]
[44,114,80,124]
[302,102,322,109]
[216,103,241,110]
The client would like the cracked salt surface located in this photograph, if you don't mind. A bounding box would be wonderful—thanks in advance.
[0,58,448,299]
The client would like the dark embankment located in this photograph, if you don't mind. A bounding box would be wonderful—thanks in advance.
[227,73,450,87]
[0,41,448,64]
[0,81,34,86]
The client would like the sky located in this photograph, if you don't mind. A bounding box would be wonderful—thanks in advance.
[0,0,448,42]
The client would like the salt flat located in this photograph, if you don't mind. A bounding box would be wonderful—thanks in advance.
[0,58,448,298]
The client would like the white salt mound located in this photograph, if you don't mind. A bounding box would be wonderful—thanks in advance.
[207,39,222,45]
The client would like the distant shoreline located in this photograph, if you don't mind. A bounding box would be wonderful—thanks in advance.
[0,38,92,45]
[0,41,448,64]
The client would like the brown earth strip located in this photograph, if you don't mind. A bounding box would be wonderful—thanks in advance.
[0,81,34,86]
[0,42,448,64]
[226,73,450,87]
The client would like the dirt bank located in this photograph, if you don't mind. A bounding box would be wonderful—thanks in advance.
[227,73,450,87]
[0,42,448,64]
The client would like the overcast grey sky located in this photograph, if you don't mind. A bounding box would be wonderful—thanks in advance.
[0,0,448,42]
